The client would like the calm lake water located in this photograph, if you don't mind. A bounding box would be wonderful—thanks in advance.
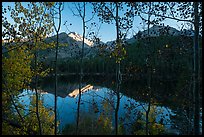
[17,75,181,134]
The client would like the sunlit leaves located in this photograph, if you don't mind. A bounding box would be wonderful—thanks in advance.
[96,99,114,134]
[3,2,54,43]
[2,2,56,135]
[111,41,127,64]
[2,43,34,134]
[2,45,33,93]
[23,96,56,135]
[131,106,165,135]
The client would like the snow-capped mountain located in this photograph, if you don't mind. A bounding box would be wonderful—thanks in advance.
[40,32,104,60]
[141,25,180,37]
[3,24,197,62]
[39,25,196,61]
[125,25,194,44]
[45,32,94,47]
[103,25,196,47]
[68,32,94,47]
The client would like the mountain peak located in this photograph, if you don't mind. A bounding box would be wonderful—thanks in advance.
[68,32,76,35]
[68,32,94,47]
[45,32,94,47]
[58,32,68,37]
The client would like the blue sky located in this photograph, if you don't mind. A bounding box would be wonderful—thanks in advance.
[2,2,187,42]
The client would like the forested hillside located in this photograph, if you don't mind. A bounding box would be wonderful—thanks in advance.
[2,2,202,135]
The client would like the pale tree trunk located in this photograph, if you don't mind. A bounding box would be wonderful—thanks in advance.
[53,3,62,135]
[76,2,86,135]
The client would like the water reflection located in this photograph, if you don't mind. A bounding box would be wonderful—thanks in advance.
[18,83,176,134]
[68,84,94,98]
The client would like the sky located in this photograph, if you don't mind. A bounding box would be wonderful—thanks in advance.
[2,2,189,43]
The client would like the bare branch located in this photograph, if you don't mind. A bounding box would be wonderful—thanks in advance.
[2,40,32,54]
[68,3,81,17]
[75,3,83,18]
[141,10,194,24]
[85,3,98,23]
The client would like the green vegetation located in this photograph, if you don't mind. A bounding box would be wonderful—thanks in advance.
[2,2,202,135]
[43,35,198,79]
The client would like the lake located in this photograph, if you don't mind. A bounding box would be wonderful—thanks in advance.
[17,75,199,135]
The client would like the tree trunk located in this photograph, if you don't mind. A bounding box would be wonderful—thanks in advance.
[53,3,62,135]
[146,3,151,135]
[9,94,24,122]
[34,48,42,135]
[76,2,86,135]
[114,2,121,135]
[54,31,59,135]
[193,2,200,135]
[115,63,121,135]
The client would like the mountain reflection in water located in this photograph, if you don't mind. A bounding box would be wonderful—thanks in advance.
[68,84,94,98]
[18,83,177,134]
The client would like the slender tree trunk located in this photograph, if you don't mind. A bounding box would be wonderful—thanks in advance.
[9,94,24,122]
[115,63,121,135]
[115,2,121,135]
[193,2,200,135]
[146,67,151,135]
[34,48,42,135]
[76,2,86,135]
[53,3,62,135]
[145,66,152,135]
[54,32,59,135]
[145,3,151,135]
[146,99,151,135]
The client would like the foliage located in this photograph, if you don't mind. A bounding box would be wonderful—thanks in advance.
[111,40,127,64]
[132,106,165,135]
[23,95,56,135]
[96,99,114,134]
[2,2,55,135]
[2,43,34,134]
[2,2,202,135]
[2,45,33,95]
[45,35,197,78]
[2,95,56,135]
[62,98,115,135]
[2,2,53,43]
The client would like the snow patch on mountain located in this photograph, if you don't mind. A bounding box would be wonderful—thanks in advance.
[126,25,195,44]
[68,32,94,47]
